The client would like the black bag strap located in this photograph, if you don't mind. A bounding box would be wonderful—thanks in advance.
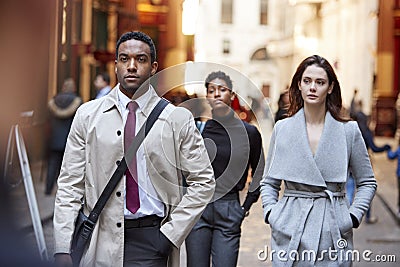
[86,98,169,224]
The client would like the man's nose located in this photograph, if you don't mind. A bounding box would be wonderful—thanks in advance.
[128,58,137,70]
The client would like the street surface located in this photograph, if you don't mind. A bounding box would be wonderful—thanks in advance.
[10,137,400,266]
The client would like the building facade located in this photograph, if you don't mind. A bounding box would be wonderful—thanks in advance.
[2,0,400,168]
[194,0,399,136]
[1,0,192,164]
[194,0,276,105]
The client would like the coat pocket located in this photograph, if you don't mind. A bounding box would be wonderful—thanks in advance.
[337,199,353,235]
[267,197,286,228]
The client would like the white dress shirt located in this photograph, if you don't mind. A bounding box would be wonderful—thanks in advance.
[118,86,165,219]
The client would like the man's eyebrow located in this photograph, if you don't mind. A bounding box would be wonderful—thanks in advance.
[118,52,149,58]
[136,53,149,58]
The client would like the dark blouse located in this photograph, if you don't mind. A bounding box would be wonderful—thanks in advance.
[201,110,265,211]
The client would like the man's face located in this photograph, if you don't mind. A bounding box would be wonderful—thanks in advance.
[115,39,158,98]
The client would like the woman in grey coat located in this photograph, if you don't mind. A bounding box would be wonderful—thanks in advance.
[260,55,377,266]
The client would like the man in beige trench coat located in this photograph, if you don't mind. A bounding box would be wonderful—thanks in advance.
[53,31,215,267]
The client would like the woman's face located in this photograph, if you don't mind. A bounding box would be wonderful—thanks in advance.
[206,78,234,114]
[298,64,332,108]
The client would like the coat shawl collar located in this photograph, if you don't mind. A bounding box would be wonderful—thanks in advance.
[267,109,348,187]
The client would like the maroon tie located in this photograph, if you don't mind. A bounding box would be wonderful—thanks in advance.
[124,101,140,213]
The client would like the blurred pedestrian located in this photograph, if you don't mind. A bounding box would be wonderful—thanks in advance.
[386,139,400,218]
[347,100,391,223]
[274,89,289,122]
[94,72,111,99]
[45,78,81,195]
[179,94,211,133]
[185,71,265,267]
[53,31,215,267]
[260,55,377,266]
[349,88,359,119]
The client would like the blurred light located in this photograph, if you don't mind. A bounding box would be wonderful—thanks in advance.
[182,0,199,35]
[295,36,318,54]
[239,112,248,121]
[290,0,325,5]
[185,84,197,96]
[184,61,207,96]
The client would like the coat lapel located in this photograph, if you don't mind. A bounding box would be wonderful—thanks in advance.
[267,109,349,187]
[314,112,348,183]
[268,109,327,187]
[135,86,159,122]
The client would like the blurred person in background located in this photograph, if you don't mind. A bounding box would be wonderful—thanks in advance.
[179,94,211,133]
[261,55,377,266]
[387,138,400,218]
[185,71,265,267]
[274,89,289,122]
[349,88,359,119]
[45,78,82,195]
[94,72,111,99]
[347,100,390,224]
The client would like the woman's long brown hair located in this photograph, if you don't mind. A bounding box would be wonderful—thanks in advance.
[287,55,350,122]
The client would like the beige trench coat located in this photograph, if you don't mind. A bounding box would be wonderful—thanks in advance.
[53,86,215,267]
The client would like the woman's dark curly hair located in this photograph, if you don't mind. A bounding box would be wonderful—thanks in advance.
[204,71,233,90]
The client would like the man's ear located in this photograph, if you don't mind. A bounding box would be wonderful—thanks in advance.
[151,61,158,76]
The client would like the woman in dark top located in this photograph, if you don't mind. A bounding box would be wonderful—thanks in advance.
[185,71,265,267]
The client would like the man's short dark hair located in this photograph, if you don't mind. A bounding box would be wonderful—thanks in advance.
[205,71,233,90]
[116,31,157,63]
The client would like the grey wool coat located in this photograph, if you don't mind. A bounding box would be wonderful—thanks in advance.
[260,109,377,267]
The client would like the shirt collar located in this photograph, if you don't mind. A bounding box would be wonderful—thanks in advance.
[117,85,152,111]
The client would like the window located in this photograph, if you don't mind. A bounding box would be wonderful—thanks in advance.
[250,47,268,61]
[221,0,233,24]
[260,0,268,25]
[223,39,230,54]
[262,84,270,98]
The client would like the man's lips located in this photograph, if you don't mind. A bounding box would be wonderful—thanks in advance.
[125,75,139,81]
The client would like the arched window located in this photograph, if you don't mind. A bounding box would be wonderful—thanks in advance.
[250,47,268,61]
